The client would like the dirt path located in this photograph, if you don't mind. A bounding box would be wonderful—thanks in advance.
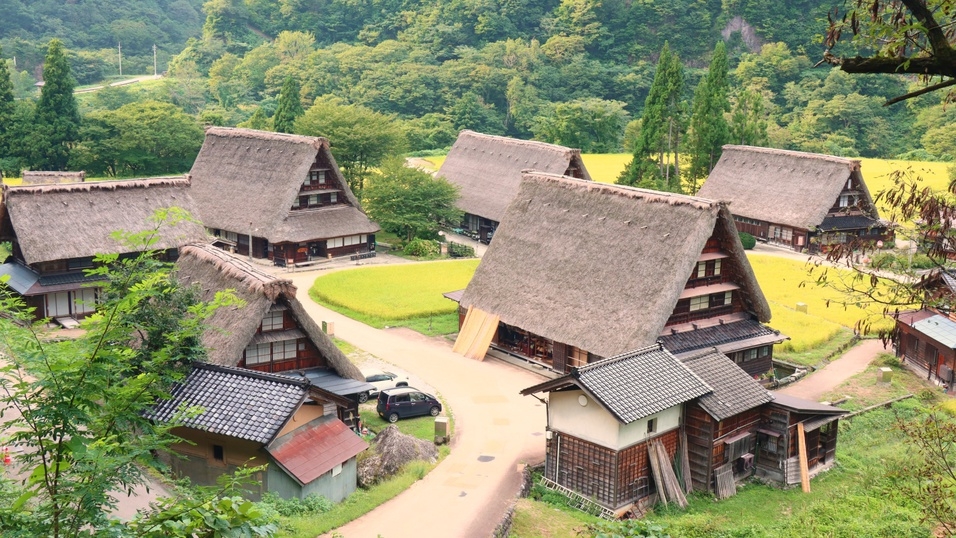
[776,339,888,401]
[286,271,546,538]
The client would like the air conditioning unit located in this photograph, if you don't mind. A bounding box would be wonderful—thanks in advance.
[941,364,954,383]
[736,453,755,473]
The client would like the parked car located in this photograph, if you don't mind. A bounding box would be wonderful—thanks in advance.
[376,387,441,423]
[358,368,409,403]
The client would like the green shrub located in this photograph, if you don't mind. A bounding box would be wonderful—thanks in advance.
[260,492,333,517]
[588,519,671,538]
[447,241,475,258]
[874,353,900,368]
[403,238,440,257]
[910,253,935,269]
[738,232,756,250]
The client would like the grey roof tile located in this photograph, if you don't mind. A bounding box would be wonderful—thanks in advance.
[147,363,308,444]
[572,344,712,423]
[680,349,773,421]
[658,319,780,354]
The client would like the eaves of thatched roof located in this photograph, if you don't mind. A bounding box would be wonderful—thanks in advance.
[188,127,372,242]
[436,130,592,224]
[698,145,879,230]
[0,176,207,265]
[175,243,362,381]
[459,173,770,359]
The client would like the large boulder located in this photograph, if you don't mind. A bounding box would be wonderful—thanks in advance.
[357,425,439,487]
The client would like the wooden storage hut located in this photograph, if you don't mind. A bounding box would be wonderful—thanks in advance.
[188,127,379,264]
[453,173,787,377]
[175,243,374,422]
[148,363,368,502]
[895,309,956,389]
[0,177,206,322]
[437,130,591,243]
[698,145,891,253]
[755,393,845,485]
[520,344,712,511]
[680,349,773,493]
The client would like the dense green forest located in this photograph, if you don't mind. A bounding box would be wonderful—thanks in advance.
[1,0,954,182]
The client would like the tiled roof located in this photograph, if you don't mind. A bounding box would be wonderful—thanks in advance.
[769,392,847,415]
[818,214,882,231]
[267,415,368,485]
[572,344,711,423]
[148,363,308,444]
[281,367,375,397]
[681,349,773,421]
[659,319,781,355]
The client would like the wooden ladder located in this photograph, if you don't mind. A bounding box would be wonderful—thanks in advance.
[538,477,616,520]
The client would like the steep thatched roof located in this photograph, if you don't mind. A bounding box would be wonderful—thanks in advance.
[22,171,85,185]
[0,177,207,264]
[459,173,770,359]
[188,127,377,243]
[175,243,362,381]
[436,130,592,223]
[698,145,879,229]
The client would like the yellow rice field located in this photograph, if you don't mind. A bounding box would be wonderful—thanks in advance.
[309,259,479,320]
[747,253,898,351]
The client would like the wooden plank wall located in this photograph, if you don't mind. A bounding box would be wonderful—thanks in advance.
[684,404,715,492]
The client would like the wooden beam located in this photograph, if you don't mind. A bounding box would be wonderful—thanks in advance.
[680,431,693,494]
[797,422,811,493]
[647,442,668,506]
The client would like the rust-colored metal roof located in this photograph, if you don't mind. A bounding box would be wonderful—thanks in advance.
[266,415,368,485]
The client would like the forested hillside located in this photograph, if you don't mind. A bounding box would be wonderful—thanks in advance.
[1,0,954,181]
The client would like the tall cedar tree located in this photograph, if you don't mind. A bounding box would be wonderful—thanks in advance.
[0,46,15,170]
[273,76,304,133]
[729,88,768,146]
[618,42,685,193]
[687,42,729,193]
[32,39,80,171]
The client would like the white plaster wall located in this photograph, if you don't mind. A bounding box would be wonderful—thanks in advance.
[549,390,683,449]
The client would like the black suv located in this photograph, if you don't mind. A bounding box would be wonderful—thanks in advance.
[376,387,442,423]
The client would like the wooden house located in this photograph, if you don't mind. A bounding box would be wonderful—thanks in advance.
[453,173,787,377]
[436,130,591,243]
[755,393,846,486]
[175,243,374,423]
[0,177,207,322]
[680,349,773,494]
[895,308,956,389]
[520,344,712,512]
[698,145,891,253]
[188,127,379,265]
[148,363,368,502]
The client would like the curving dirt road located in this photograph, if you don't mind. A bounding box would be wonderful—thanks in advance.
[285,271,547,538]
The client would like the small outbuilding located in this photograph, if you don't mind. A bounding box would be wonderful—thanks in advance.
[149,363,368,502]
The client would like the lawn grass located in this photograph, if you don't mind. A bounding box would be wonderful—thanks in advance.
[358,407,451,440]
[774,328,857,368]
[309,259,478,335]
[821,353,941,410]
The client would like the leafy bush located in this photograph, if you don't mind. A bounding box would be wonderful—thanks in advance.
[738,232,756,250]
[260,493,333,517]
[447,241,475,258]
[910,253,935,269]
[874,353,900,368]
[403,238,440,257]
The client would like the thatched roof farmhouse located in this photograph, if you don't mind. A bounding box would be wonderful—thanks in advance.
[188,127,379,265]
[0,177,207,321]
[436,130,591,243]
[454,172,785,377]
[697,145,890,253]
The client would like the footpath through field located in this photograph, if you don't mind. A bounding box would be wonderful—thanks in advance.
[286,270,547,538]
[776,339,888,401]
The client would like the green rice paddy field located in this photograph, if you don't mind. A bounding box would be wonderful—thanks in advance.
[310,253,895,359]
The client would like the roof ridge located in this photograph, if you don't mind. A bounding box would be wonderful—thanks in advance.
[722,145,860,167]
[575,343,667,374]
[193,361,310,388]
[458,130,579,154]
[205,126,327,149]
[180,243,296,301]
[524,172,721,212]
[3,175,190,196]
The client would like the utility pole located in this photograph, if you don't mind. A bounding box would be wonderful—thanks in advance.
[153,44,157,76]
[118,42,122,77]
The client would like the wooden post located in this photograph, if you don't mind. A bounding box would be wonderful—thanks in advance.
[647,443,668,506]
[680,431,693,494]
[797,422,811,493]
